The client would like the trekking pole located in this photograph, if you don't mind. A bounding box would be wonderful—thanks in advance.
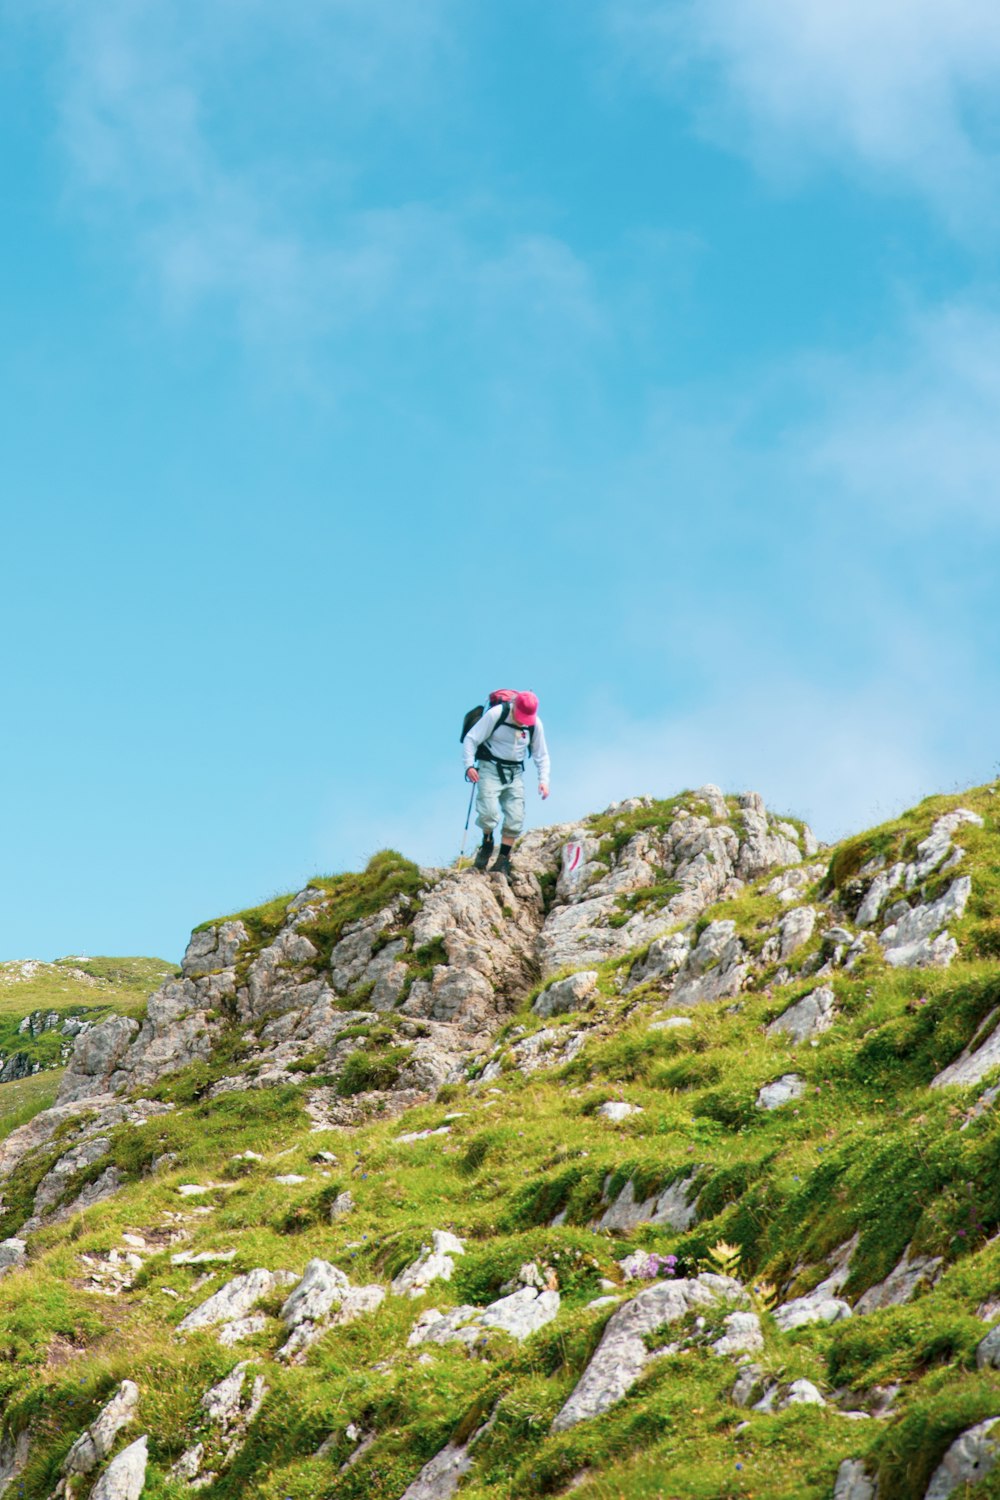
[458,783,476,863]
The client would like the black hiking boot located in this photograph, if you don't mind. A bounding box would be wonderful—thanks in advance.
[491,847,513,878]
[474,834,495,871]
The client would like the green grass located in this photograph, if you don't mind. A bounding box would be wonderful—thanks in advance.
[4,785,1000,1496]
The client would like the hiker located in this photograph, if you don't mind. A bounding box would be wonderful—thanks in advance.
[462,690,550,875]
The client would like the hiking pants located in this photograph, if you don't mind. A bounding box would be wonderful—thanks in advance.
[476,761,525,840]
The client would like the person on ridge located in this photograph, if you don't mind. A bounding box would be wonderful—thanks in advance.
[463,690,550,876]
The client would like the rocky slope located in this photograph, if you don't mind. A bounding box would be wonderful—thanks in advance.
[2,785,1000,1497]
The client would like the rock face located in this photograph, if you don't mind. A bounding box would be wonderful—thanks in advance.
[409,1287,560,1348]
[933,1009,1000,1089]
[767,985,835,1044]
[62,1380,139,1478]
[924,1418,1000,1499]
[833,1460,877,1500]
[89,1435,148,1500]
[278,1259,385,1360]
[391,1231,465,1298]
[671,921,749,1007]
[551,1276,736,1432]
[400,1440,475,1500]
[532,970,598,1019]
[177,1268,297,1336]
[596,1175,698,1233]
[756,1074,806,1111]
[854,1247,942,1315]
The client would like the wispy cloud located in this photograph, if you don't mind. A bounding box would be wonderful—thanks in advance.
[611,0,1000,232]
[39,0,602,373]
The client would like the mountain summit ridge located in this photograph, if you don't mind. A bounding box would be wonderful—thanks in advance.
[1,782,1000,1498]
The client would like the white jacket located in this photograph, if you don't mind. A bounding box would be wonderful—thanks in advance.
[463,704,551,786]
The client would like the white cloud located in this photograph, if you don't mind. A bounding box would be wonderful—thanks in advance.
[39,0,602,369]
[612,0,1000,229]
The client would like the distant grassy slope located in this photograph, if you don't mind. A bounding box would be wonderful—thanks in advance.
[0,956,174,1118]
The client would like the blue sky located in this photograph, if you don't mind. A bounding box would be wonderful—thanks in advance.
[2,0,999,961]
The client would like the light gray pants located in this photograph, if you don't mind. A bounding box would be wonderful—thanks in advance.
[475,761,525,840]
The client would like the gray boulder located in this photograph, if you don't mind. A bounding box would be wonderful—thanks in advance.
[925,1418,1000,1499]
[768,985,835,1044]
[400,1440,475,1500]
[854,1247,942,1315]
[62,1380,140,1477]
[391,1231,465,1298]
[833,1459,878,1500]
[671,921,748,1007]
[933,1008,1000,1089]
[977,1325,1000,1369]
[278,1259,385,1360]
[779,906,817,960]
[773,1293,851,1331]
[756,1074,806,1111]
[551,1276,733,1431]
[597,1174,698,1233]
[89,1435,148,1500]
[880,877,970,970]
[182,921,249,976]
[532,971,598,1019]
[178,1268,297,1335]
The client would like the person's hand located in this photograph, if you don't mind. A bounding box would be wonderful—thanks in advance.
[539,782,550,799]
[466,768,479,783]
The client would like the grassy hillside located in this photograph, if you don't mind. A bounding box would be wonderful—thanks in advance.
[3,791,1000,1498]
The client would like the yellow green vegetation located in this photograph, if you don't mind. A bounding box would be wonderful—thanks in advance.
[3,789,1000,1496]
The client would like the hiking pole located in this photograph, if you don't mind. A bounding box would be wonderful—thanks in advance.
[458,783,476,863]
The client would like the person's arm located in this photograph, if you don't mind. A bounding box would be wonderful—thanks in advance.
[463,704,503,775]
[532,718,550,794]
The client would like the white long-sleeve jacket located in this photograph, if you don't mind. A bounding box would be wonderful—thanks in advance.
[463,704,551,786]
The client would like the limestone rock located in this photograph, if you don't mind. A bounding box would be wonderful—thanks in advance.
[671,921,748,1007]
[278,1259,385,1360]
[597,1101,642,1123]
[400,1440,475,1500]
[218,1315,268,1346]
[783,1378,825,1407]
[833,1459,878,1500]
[0,1239,26,1273]
[924,1418,1000,1499]
[63,1380,139,1476]
[736,793,802,880]
[756,1074,806,1111]
[178,1268,297,1335]
[33,1137,111,1216]
[880,878,970,969]
[391,1231,465,1298]
[532,971,598,1019]
[768,986,835,1044]
[778,906,816,960]
[933,1009,1000,1089]
[597,1175,698,1233]
[712,1311,763,1356]
[627,931,691,991]
[977,1325,1000,1369]
[183,922,249,976]
[854,1247,942,1315]
[89,1435,148,1500]
[329,1190,355,1221]
[773,1294,851,1331]
[551,1276,732,1431]
[408,1287,559,1348]
[57,1017,140,1103]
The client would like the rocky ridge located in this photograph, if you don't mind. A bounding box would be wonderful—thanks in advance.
[0,784,999,1497]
